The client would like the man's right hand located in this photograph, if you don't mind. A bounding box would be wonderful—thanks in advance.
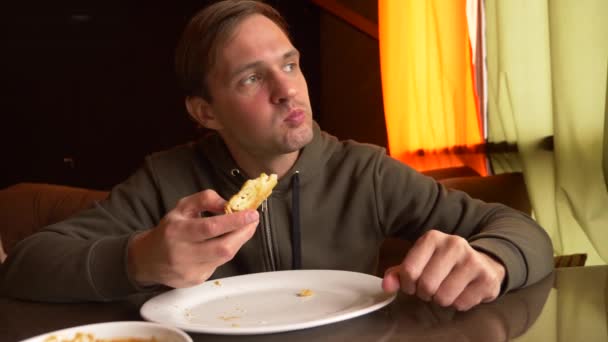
[126,189,259,288]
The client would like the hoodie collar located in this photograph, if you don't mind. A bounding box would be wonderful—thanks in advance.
[197,121,330,192]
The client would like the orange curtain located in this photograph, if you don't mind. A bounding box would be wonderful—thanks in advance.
[378,0,487,175]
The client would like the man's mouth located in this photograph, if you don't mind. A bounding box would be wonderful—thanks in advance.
[284,109,306,126]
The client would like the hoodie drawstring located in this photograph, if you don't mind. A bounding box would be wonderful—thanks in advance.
[291,171,302,270]
[231,167,302,270]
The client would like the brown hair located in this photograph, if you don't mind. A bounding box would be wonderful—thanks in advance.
[175,0,290,101]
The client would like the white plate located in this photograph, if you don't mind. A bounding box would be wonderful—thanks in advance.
[140,270,396,335]
[20,321,192,342]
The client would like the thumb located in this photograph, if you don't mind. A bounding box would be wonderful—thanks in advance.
[382,265,401,293]
[178,189,227,216]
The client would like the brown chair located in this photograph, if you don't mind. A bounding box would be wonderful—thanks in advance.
[377,172,534,275]
[553,253,588,268]
[0,173,533,266]
[0,183,108,260]
[421,166,481,180]
[0,177,584,269]
[0,167,480,259]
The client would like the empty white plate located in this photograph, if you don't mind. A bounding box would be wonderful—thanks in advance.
[140,269,396,335]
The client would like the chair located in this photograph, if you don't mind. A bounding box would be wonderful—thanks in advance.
[0,173,532,266]
[0,183,108,261]
[377,172,535,275]
[421,165,481,180]
[0,172,584,269]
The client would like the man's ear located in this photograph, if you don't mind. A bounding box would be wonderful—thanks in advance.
[185,96,223,130]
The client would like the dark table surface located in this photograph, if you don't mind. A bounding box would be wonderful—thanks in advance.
[1,265,607,342]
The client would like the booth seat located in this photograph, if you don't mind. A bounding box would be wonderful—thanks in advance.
[0,168,539,270]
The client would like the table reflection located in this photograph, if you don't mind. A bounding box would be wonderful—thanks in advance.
[0,266,606,342]
[191,270,553,342]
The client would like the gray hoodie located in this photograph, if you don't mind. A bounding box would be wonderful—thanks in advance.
[0,123,554,301]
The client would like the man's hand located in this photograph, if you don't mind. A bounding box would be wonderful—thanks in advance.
[382,230,506,311]
[127,190,259,288]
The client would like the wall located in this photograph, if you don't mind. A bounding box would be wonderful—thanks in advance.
[0,1,321,189]
[0,0,385,189]
[317,0,387,148]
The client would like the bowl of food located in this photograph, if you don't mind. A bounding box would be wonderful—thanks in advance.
[20,321,192,342]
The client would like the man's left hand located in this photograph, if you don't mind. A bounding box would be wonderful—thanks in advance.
[382,229,506,311]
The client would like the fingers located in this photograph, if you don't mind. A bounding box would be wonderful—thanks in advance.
[432,264,474,307]
[163,220,257,263]
[451,279,487,311]
[167,189,260,241]
[387,230,505,311]
[132,190,261,288]
[414,236,465,301]
[165,223,258,287]
[394,233,437,295]
[200,220,258,265]
[150,216,259,289]
[175,189,227,217]
[170,209,259,242]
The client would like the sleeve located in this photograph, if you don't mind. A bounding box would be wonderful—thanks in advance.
[0,162,166,302]
[373,152,554,293]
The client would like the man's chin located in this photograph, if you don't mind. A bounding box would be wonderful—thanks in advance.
[284,124,313,152]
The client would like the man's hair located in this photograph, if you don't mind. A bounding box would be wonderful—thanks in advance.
[175,0,290,101]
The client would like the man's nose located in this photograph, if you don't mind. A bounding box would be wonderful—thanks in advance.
[270,73,297,104]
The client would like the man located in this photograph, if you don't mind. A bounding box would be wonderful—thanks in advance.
[0,0,553,311]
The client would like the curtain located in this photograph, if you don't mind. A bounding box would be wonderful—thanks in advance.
[604,77,608,192]
[378,0,487,175]
[486,0,608,264]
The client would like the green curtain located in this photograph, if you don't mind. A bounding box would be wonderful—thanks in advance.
[486,0,608,265]
[604,78,608,191]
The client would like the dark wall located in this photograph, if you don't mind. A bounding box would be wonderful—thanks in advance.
[0,0,384,190]
[318,0,386,147]
[1,3,194,190]
[0,1,321,190]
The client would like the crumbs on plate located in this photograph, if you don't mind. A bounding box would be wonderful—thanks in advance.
[214,280,222,286]
[184,308,194,319]
[297,289,314,297]
[218,315,241,321]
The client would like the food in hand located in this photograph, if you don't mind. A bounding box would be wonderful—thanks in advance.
[224,173,278,213]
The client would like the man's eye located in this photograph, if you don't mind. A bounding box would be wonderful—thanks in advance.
[243,75,259,85]
[284,63,298,72]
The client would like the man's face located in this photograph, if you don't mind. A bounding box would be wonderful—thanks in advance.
[203,14,313,159]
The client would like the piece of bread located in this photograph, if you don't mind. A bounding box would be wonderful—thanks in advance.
[297,289,314,297]
[224,173,278,213]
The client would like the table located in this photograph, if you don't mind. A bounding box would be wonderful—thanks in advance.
[1,266,606,342]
